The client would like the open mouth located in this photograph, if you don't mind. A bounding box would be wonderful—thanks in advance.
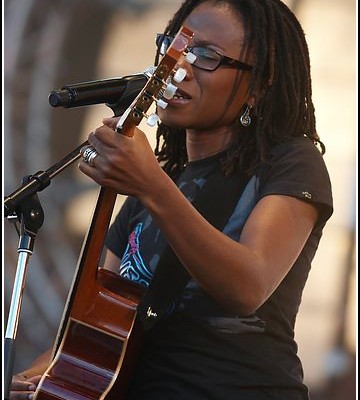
[171,88,192,101]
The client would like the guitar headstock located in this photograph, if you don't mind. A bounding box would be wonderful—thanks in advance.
[116,26,194,135]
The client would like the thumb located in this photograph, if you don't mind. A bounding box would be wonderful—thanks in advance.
[28,375,42,385]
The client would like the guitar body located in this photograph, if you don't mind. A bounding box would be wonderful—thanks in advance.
[34,25,193,400]
[35,188,145,400]
[35,270,145,400]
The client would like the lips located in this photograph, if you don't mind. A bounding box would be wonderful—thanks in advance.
[165,88,192,106]
[172,88,192,100]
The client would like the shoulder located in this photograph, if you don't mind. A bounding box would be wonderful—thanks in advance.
[258,136,333,225]
[268,135,326,163]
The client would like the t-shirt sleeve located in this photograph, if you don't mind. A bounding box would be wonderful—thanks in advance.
[258,137,333,226]
[104,196,137,258]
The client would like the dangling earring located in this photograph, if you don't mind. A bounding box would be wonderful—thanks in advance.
[240,105,252,127]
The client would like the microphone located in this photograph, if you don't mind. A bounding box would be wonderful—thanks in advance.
[48,66,155,109]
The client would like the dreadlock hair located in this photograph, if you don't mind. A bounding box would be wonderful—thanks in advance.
[154,0,324,179]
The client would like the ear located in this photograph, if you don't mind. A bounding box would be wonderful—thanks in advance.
[242,95,256,112]
[246,82,269,108]
[246,96,256,108]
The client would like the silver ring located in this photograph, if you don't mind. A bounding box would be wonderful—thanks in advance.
[81,145,98,167]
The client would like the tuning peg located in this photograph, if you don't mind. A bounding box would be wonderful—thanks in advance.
[173,68,187,83]
[157,99,168,109]
[147,113,160,127]
[163,82,178,99]
[185,52,197,64]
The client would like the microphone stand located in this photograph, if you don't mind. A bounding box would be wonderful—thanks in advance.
[3,79,146,398]
[4,141,85,218]
[4,177,44,400]
[3,78,140,218]
[3,141,86,399]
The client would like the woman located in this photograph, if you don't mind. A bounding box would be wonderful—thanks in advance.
[10,0,332,399]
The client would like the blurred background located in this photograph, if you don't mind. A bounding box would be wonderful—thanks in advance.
[3,0,356,398]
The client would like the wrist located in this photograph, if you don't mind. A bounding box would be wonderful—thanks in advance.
[138,169,176,210]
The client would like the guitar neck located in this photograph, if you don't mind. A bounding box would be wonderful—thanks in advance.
[35,25,194,400]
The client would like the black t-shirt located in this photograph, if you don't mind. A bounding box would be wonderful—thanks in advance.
[105,136,333,400]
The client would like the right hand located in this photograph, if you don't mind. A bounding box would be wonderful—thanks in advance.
[79,118,166,200]
[10,374,42,400]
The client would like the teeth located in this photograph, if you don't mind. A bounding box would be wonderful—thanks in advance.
[173,93,187,100]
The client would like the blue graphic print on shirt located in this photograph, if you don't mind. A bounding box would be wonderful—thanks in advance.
[118,222,153,286]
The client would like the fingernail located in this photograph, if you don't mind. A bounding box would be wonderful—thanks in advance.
[28,394,34,399]
[28,384,36,391]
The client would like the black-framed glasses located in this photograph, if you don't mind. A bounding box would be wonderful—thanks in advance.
[156,33,253,72]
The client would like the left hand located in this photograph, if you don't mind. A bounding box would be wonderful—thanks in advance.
[10,374,42,400]
[79,117,165,199]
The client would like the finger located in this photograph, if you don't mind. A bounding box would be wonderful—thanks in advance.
[87,131,107,151]
[79,145,99,169]
[103,116,137,138]
[28,375,42,385]
[90,126,119,149]
[10,381,37,400]
[11,381,34,391]
[79,153,101,173]
[12,375,38,388]
[10,390,35,400]
[102,117,120,130]
[78,154,109,185]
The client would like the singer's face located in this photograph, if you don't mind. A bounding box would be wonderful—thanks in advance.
[157,1,253,131]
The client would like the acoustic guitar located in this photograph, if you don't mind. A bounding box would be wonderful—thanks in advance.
[34,25,194,400]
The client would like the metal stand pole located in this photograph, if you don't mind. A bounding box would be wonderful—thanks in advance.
[4,226,37,399]
[3,179,44,400]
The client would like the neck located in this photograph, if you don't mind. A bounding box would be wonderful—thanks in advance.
[186,127,237,162]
